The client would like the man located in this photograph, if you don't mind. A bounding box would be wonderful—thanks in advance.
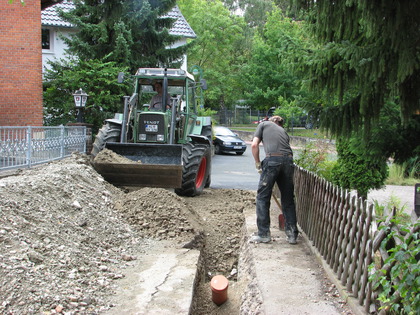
[250,116,299,244]
[150,81,171,110]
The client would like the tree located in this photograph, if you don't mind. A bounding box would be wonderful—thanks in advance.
[178,0,247,111]
[290,1,419,190]
[59,0,186,72]
[236,0,275,34]
[43,0,189,130]
[43,58,130,131]
[291,1,420,134]
[241,9,312,114]
[331,138,388,199]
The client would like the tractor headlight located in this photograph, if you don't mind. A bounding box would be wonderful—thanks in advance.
[139,134,147,141]
[157,134,165,141]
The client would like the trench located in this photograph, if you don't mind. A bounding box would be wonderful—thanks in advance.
[189,224,263,315]
[184,193,263,315]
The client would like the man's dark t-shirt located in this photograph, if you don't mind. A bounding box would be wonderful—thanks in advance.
[254,121,293,156]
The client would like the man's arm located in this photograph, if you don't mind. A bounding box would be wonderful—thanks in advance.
[251,136,263,173]
[251,136,261,164]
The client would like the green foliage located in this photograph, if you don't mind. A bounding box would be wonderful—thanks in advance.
[43,58,130,133]
[372,196,412,225]
[241,0,275,34]
[386,161,420,186]
[294,140,336,181]
[178,0,247,111]
[369,221,420,314]
[273,98,305,129]
[364,103,420,167]
[322,101,420,181]
[331,138,388,199]
[240,8,315,114]
[291,0,420,132]
[59,0,185,73]
[197,107,217,118]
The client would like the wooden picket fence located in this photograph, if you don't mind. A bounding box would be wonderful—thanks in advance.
[281,166,417,314]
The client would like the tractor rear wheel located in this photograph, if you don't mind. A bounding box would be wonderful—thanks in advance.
[91,123,121,157]
[175,143,211,197]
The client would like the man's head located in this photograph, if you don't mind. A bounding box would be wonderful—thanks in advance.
[269,115,284,127]
[153,81,163,93]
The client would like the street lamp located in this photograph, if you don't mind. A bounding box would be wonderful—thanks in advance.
[73,88,88,123]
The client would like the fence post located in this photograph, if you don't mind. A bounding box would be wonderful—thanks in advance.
[83,126,87,153]
[60,125,65,158]
[26,126,32,168]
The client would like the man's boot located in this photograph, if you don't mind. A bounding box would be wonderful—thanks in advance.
[285,224,298,244]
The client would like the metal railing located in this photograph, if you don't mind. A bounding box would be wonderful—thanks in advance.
[0,126,87,171]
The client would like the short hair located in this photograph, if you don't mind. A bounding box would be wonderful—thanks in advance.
[153,81,162,91]
[269,115,284,126]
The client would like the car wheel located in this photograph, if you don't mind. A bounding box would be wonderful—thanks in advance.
[215,144,221,155]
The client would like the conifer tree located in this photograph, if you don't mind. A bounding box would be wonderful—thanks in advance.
[291,1,420,135]
[59,0,187,72]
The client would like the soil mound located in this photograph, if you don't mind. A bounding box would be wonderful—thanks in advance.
[0,153,253,314]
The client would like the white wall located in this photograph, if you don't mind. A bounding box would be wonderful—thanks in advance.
[42,27,189,72]
[42,27,76,73]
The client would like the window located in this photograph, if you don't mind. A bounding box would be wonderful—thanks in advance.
[42,29,51,50]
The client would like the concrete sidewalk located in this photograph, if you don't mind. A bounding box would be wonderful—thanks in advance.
[243,199,365,315]
[104,240,200,315]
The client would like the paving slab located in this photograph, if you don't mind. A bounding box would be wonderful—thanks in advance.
[243,199,363,315]
[105,240,199,315]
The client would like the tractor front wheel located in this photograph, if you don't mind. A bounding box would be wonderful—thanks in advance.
[175,143,211,197]
[91,123,121,157]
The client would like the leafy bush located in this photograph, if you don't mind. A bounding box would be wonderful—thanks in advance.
[331,138,388,199]
[43,58,130,133]
[294,140,336,181]
[373,196,412,225]
[369,220,420,314]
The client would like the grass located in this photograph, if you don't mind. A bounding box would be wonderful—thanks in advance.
[385,162,419,186]
[373,195,412,224]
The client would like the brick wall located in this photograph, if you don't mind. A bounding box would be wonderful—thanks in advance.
[0,1,43,126]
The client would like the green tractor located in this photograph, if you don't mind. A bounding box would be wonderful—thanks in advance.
[92,68,212,197]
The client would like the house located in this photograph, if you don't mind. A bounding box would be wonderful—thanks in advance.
[0,0,195,127]
[0,1,61,126]
[41,1,196,71]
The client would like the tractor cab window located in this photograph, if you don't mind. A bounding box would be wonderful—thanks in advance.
[139,82,185,111]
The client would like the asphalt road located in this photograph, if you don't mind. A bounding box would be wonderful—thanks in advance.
[210,144,261,191]
[209,143,417,219]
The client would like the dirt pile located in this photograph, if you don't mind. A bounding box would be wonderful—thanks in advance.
[93,149,141,164]
[114,188,200,243]
[0,153,253,314]
[0,154,138,314]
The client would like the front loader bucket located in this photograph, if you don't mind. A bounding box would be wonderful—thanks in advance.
[93,143,183,188]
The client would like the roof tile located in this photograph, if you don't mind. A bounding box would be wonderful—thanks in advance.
[41,1,196,38]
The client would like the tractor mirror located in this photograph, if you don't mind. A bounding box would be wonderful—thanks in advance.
[117,72,125,83]
[200,79,208,90]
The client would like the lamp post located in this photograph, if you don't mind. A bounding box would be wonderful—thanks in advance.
[73,88,88,123]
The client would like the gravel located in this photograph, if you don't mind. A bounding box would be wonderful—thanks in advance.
[0,153,253,314]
